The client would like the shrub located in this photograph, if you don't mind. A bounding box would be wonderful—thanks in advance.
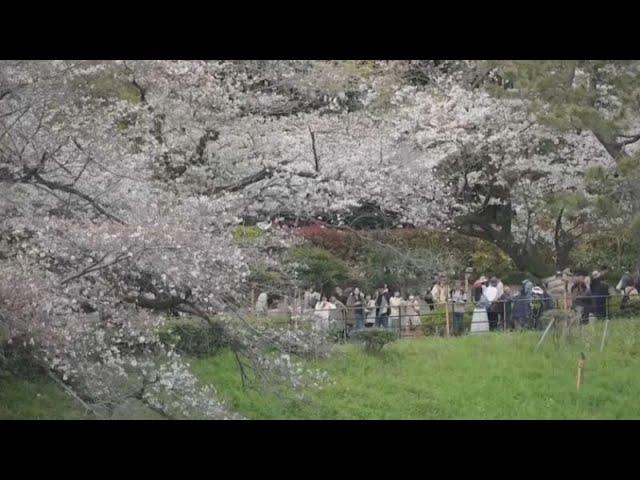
[246,266,290,304]
[232,225,264,244]
[616,299,640,318]
[287,246,351,293]
[295,225,365,261]
[349,328,398,354]
[159,319,226,357]
[420,311,448,337]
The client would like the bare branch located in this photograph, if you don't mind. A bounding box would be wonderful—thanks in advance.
[60,251,130,285]
[308,125,320,172]
[23,169,125,224]
[618,132,640,146]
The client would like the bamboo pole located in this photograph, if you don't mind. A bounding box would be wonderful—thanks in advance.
[576,353,586,392]
[535,318,555,352]
[600,319,610,352]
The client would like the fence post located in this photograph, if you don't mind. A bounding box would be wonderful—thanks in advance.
[343,311,347,343]
[600,319,610,352]
[445,300,451,337]
[576,353,586,392]
[503,299,506,331]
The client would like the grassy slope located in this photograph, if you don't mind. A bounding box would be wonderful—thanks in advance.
[0,373,168,420]
[191,319,640,419]
[0,374,89,420]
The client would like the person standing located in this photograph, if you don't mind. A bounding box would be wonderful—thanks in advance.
[512,280,534,329]
[545,271,566,307]
[571,276,591,324]
[348,287,365,330]
[375,287,390,328]
[496,286,513,330]
[389,291,403,330]
[407,295,421,330]
[590,271,609,320]
[431,278,448,307]
[470,283,490,334]
[451,282,467,335]
[365,294,377,327]
[424,282,436,311]
[329,295,348,338]
[496,277,504,300]
[485,277,500,331]
[313,295,335,330]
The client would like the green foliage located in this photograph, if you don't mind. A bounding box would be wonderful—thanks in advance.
[349,328,398,354]
[483,61,638,135]
[570,232,639,275]
[297,228,515,294]
[420,310,448,337]
[159,318,226,357]
[611,296,640,318]
[0,373,89,419]
[287,246,351,293]
[246,266,291,300]
[232,225,264,244]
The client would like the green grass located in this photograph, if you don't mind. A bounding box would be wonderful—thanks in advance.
[0,372,167,420]
[0,374,89,420]
[191,318,640,419]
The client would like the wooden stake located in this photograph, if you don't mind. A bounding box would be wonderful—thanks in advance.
[600,319,610,352]
[535,318,555,352]
[576,352,586,392]
[445,299,451,337]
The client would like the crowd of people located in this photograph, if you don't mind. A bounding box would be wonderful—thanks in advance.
[263,268,615,336]
[307,285,423,332]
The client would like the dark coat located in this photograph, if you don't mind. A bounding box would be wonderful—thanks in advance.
[590,279,609,318]
[511,292,532,327]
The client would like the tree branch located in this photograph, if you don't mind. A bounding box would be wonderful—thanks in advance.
[210,168,273,195]
[60,252,130,285]
[618,132,640,146]
[308,126,319,173]
[46,369,100,418]
[24,169,125,224]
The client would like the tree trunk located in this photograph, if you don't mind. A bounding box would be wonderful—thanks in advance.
[454,204,554,278]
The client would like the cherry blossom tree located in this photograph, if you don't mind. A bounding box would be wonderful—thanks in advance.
[1,60,632,417]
